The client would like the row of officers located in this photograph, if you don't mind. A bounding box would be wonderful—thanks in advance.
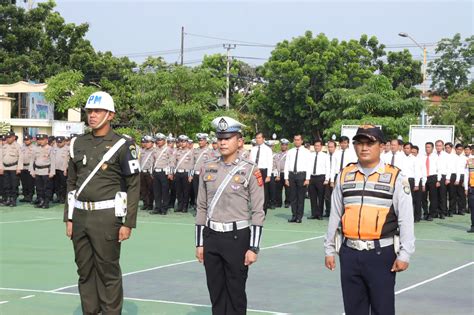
[140,131,472,226]
[0,132,71,208]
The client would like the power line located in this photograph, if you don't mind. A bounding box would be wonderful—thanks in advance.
[184,32,274,46]
[115,44,222,57]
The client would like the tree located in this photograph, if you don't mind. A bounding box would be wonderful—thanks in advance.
[130,65,225,136]
[379,49,423,90]
[427,90,473,142]
[321,75,424,141]
[428,33,474,95]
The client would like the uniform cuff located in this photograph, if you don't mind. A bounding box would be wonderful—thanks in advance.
[397,251,411,263]
[195,225,204,247]
[250,225,263,248]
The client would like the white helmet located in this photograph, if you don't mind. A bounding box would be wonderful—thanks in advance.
[85,91,115,113]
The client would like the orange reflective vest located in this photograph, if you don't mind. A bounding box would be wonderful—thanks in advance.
[340,163,400,240]
[468,157,474,188]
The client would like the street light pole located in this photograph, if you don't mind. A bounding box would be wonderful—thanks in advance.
[398,32,427,126]
[223,44,236,111]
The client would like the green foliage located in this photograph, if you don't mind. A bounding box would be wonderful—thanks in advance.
[428,33,474,95]
[114,127,142,144]
[322,75,424,141]
[427,90,474,142]
[379,50,423,89]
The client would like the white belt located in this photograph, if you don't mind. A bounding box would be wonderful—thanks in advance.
[154,168,165,172]
[207,219,250,232]
[194,171,201,175]
[75,199,115,211]
[345,237,394,251]
[142,169,152,174]
[176,169,189,173]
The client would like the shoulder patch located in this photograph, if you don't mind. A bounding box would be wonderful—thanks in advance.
[253,169,263,186]
[378,173,392,184]
[344,172,356,182]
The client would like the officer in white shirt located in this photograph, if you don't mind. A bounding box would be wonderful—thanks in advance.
[444,142,458,216]
[454,144,468,215]
[403,142,423,222]
[382,139,407,171]
[250,132,273,213]
[284,135,311,223]
[435,140,449,219]
[307,139,330,220]
[325,140,338,217]
[334,136,357,180]
[422,142,441,221]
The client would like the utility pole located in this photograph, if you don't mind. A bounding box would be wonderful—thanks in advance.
[223,44,236,110]
[180,26,184,66]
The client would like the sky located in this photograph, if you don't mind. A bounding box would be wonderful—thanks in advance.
[22,0,473,67]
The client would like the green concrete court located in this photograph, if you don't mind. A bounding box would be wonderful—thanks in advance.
[0,202,473,315]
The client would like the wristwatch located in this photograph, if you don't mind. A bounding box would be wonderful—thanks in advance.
[249,246,260,254]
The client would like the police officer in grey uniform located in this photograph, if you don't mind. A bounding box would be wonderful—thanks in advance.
[274,138,290,208]
[192,133,211,210]
[174,135,194,212]
[1,132,23,207]
[150,133,175,215]
[210,137,221,159]
[139,135,155,210]
[54,136,69,203]
[195,116,265,315]
[20,134,35,203]
[63,91,140,315]
[30,134,55,208]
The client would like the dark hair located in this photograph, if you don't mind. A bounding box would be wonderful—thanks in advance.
[255,132,265,138]
[398,139,404,146]
[339,136,349,143]
[327,140,337,147]
[385,140,391,145]
[425,142,434,148]
[294,134,303,140]
[470,144,474,151]
[403,142,412,149]
[412,145,419,152]
[464,144,470,149]
[445,142,453,148]
[455,143,464,149]
[313,138,323,145]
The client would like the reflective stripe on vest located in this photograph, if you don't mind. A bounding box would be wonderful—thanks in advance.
[340,163,400,240]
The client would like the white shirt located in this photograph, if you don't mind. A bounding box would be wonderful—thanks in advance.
[455,153,468,184]
[284,146,312,180]
[445,152,458,178]
[382,151,407,172]
[434,150,449,177]
[250,144,273,175]
[327,152,337,183]
[421,153,441,185]
[401,154,423,184]
[310,151,331,181]
[334,148,357,175]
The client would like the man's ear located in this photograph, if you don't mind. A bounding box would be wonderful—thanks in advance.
[107,111,116,121]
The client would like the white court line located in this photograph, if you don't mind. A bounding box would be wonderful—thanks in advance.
[0,217,58,224]
[50,235,324,292]
[0,301,9,305]
[395,261,474,295]
[20,295,35,299]
[0,288,287,314]
[416,238,474,244]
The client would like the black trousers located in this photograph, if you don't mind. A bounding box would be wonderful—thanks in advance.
[20,169,35,200]
[153,171,170,213]
[0,174,4,199]
[168,178,176,209]
[269,174,276,208]
[447,174,456,213]
[438,175,448,215]
[203,227,250,315]
[308,175,325,218]
[409,178,422,221]
[54,170,67,202]
[140,172,154,209]
[175,172,190,212]
[260,168,269,213]
[422,175,438,217]
[289,172,307,220]
[35,175,53,202]
[274,172,290,207]
[456,175,467,214]
[340,244,397,315]
[193,173,200,208]
[4,170,18,199]
[72,208,123,315]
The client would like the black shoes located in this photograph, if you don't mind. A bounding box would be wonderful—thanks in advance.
[467,228,474,233]
[295,219,302,223]
[288,217,297,223]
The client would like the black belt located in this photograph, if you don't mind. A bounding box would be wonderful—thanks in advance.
[3,162,18,167]
[290,171,306,174]
[34,163,50,170]
[23,163,30,166]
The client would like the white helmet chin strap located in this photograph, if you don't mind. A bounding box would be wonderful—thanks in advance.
[92,111,110,130]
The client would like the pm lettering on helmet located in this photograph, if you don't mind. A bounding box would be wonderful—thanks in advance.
[88,95,102,104]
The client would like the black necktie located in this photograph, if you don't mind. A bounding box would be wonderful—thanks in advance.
[293,148,299,172]
[313,152,318,175]
[255,145,261,165]
[391,153,395,165]
[330,153,333,165]
[340,150,345,171]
